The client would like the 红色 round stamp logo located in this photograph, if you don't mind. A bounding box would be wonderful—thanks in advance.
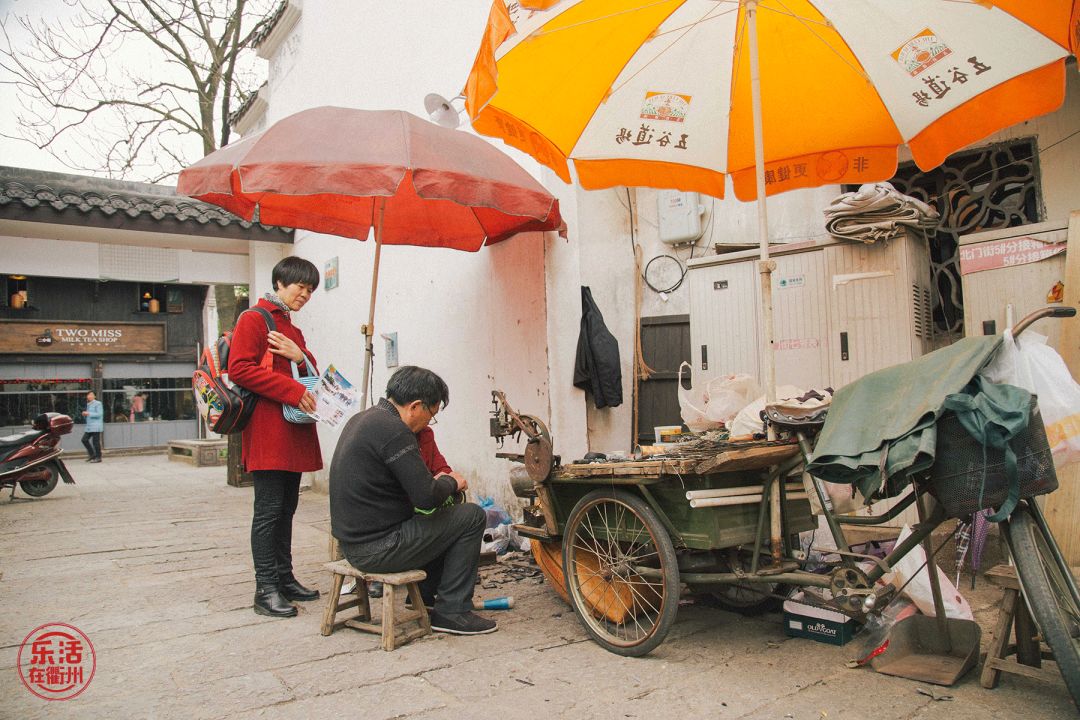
[17,623,96,701]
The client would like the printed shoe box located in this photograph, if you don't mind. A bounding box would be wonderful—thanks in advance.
[783,592,860,646]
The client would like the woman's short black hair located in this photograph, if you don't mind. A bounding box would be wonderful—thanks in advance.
[272,256,320,291]
[386,366,449,410]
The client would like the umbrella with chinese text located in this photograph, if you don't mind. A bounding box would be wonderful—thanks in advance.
[464,0,1078,402]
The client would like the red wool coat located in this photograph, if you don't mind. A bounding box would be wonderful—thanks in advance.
[228,298,323,473]
[416,426,451,475]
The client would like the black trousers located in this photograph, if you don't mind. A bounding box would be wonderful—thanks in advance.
[251,470,301,589]
[341,502,486,617]
[81,431,101,460]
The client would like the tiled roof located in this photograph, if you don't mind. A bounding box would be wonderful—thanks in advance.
[0,166,292,242]
[229,82,266,129]
[251,0,289,48]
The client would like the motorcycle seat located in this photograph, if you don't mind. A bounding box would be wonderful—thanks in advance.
[0,430,46,449]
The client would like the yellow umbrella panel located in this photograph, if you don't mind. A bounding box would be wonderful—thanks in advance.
[467,0,1076,201]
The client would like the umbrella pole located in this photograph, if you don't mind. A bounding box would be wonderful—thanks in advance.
[359,199,385,410]
[747,0,783,565]
[746,0,776,407]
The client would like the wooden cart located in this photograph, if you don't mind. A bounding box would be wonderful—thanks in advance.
[511,438,822,657]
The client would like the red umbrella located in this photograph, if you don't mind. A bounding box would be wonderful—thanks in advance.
[179,106,564,406]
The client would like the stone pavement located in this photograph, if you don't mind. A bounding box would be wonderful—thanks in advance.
[0,454,1074,719]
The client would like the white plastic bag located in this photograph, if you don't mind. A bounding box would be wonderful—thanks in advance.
[981,329,1080,466]
[677,362,722,432]
[890,525,973,620]
[704,374,761,425]
[728,384,804,437]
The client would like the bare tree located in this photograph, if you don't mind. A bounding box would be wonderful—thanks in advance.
[1,0,278,182]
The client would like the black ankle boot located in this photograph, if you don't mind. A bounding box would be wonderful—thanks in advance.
[280,578,320,602]
[254,587,298,617]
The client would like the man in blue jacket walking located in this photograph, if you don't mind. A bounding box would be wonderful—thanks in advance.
[81,391,103,463]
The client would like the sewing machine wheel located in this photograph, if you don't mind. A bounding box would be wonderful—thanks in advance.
[520,414,554,483]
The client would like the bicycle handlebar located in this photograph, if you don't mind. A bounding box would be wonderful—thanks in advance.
[1011,305,1076,338]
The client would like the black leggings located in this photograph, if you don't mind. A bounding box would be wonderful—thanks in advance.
[251,470,301,589]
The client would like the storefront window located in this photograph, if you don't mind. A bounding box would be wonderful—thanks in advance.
[0,379,91,427]
[102,378,195,423]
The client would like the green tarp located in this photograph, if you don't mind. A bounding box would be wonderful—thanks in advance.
[807,335,1002,499]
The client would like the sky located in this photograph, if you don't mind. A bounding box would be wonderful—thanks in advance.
[0,0,244,181]
[0,0,81,173]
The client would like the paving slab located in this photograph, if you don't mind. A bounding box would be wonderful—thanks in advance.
[1,454,1075,718]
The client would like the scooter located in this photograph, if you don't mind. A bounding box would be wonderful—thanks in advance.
[0,412,76,499]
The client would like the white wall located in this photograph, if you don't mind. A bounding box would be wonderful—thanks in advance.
[0,235,251,285]
[261,1,574,506]
[257,1,1080,504]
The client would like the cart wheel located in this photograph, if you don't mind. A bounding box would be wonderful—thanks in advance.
[700,549,788,615]
[562,489,679,657]
[702,582,787,616]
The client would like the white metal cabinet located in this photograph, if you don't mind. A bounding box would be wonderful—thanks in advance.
[825,236,933,388]
[770,250,831,390]
[688,259,760,379]
[688,230,932,391]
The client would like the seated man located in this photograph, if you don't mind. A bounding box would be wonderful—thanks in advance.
[329,366,496,635]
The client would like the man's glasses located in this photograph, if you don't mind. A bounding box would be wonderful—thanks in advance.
[426,404,439,425]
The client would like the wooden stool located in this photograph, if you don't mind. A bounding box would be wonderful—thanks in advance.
[980,564,1061,688]
[320,559,432,651]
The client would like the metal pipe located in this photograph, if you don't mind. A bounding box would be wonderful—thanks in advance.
[686,481,801,500]
[917,491,952,649]
[358,197,385,411]
[637,568,832,590]
[690,492,808,508]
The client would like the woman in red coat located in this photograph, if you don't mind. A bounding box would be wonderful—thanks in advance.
[229,257,323,618]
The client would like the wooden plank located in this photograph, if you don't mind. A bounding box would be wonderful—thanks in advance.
[1048,209,1080,566]
[555,458,699,478]
[693,443,799,474]
[1058,209,1080,380]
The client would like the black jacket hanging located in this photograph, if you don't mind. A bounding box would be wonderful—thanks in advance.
[573,286,623,409]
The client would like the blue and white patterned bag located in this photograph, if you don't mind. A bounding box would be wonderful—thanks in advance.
[283,357,318,424]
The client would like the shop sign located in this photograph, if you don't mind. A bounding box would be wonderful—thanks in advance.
[959,237,1066,275]
[0,321,166,355]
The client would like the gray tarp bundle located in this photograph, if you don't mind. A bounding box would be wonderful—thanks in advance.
[807,335,1002,500]
[823,182,940,244]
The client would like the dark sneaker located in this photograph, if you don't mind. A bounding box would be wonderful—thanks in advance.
[367,580,384,598]
[430,611,497,635]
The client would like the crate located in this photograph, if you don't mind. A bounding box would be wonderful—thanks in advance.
[783,592,860,646]
[168,439,228,467]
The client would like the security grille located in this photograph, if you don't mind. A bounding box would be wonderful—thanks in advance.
[887,138,1043,339]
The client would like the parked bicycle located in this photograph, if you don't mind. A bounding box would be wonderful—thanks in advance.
[500,306,1079,709]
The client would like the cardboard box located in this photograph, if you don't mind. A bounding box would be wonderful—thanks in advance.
[783,592,860,646]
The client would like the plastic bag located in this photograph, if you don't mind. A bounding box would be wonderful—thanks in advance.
[481,524,529,555]
[980,329,1080,466]
[478,496,512,528]
[677,362,722,432]
[728,385,804,437]
[890,525,973,620]
[704,374,762,425]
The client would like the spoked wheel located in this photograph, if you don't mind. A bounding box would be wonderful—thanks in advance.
[699,548,788,615]
[1005,502,1080,710]
[562,489,679,657]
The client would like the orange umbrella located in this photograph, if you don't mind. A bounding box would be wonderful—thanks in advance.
[179,106,564,406]
[464,0,1077,402]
